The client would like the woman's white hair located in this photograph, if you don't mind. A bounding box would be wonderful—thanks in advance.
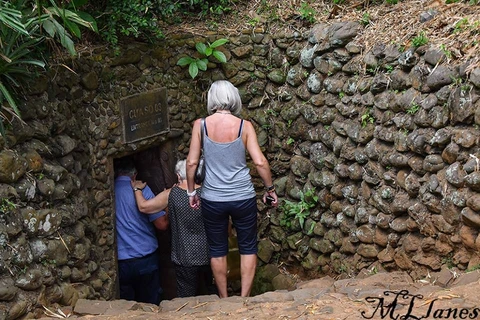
[175,159,187,180]
[206,80,242,115]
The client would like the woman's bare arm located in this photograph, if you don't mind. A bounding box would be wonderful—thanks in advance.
[134,187,171,214]
[243,120,278,206]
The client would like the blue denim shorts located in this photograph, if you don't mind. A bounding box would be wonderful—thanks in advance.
[201,197,258,257]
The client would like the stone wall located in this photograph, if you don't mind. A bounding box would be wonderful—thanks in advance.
[0,21,479,318]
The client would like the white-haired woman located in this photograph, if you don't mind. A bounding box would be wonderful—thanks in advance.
[132,160,214,297]
[186,80,278,298]
[168,159,214,297]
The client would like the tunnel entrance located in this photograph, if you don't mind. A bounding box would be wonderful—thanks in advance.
[113,141,243,301]
[113,141,178,301]
[133,142,178,300]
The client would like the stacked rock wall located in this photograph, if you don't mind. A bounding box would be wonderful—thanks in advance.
[0,21,479,318]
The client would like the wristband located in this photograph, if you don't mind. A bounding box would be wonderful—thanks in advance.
[186,189,197,197]
[266,185,275,193]
[133,187,144,192]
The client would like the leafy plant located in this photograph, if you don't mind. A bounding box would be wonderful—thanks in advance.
[299,2,316,24]
[280,188,318,229]
[367,66,379,74]
[177,38,228,79]
[440,44,452,60]
[0,198,16,212]
[406,103,420,114]
[466,264,480,272]
[286,137,295,145]
[361,108,375,127]
[454,18,469,33]
[360,12,370,26]
[266,109,278,116]
[0,0,97,138]
[412,31,428,47]
[39,0,98,56]
[441,253,455,269]
[450,76,463,87]
[247,17,259,27]
[385,64,394,73]
[261,124,271,130]
[99,0,164,48]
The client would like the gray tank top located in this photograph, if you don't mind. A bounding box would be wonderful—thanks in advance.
[201,119,256,202]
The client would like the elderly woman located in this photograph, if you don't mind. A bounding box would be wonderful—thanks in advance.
[168,160,213,297]
[186,80,278,298]
[132,160,214,297]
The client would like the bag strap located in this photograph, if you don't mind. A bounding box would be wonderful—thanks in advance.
[200,118,205,149]
[237,119,244,138]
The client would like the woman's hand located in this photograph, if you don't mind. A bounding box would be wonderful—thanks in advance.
[189,194,201,209]
[263,192,278,207]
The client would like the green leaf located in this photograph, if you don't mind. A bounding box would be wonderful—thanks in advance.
[0,82,19,116]
[196,59,207,71]
[212,50,227,63]
[64,18,82,38]
[177,56,195,66]
[14,59,45,68]
[42,20,56,38]
[189,62,199,79]
[210,38,228,48]
[0,6,29,36]
[51,19,77,56]
[204,47,213,57]
[299,217,305,228]
[195,42,207,55]
[76,11,98,32]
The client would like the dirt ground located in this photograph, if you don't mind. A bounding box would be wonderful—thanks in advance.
[40,269,480,320]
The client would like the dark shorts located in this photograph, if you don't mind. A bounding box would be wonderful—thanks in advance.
[201,197,258,257]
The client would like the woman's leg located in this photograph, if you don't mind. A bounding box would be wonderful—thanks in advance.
[240,254,257,297]
[201,199,230,298]
[230,197,258,297]
[210,256,228,298]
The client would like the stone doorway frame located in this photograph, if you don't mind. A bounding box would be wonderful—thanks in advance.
[111,140,179,301]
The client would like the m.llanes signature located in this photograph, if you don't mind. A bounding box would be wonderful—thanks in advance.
[361,290,480,319]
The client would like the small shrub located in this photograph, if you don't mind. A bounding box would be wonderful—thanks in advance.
[412,31,429,47]
[440,44,452,60]
[360,12,371,26]
[280,188,318,229]
[361,109,375,127]
[0,198,16,212]
[406,103,420,114]
[299,2,316,24]
[454,18,469,33]
[177,38,228,79]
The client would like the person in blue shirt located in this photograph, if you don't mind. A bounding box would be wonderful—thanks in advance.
[114,157,168,305]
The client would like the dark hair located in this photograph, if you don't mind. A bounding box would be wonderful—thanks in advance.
[114,156,136,176]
